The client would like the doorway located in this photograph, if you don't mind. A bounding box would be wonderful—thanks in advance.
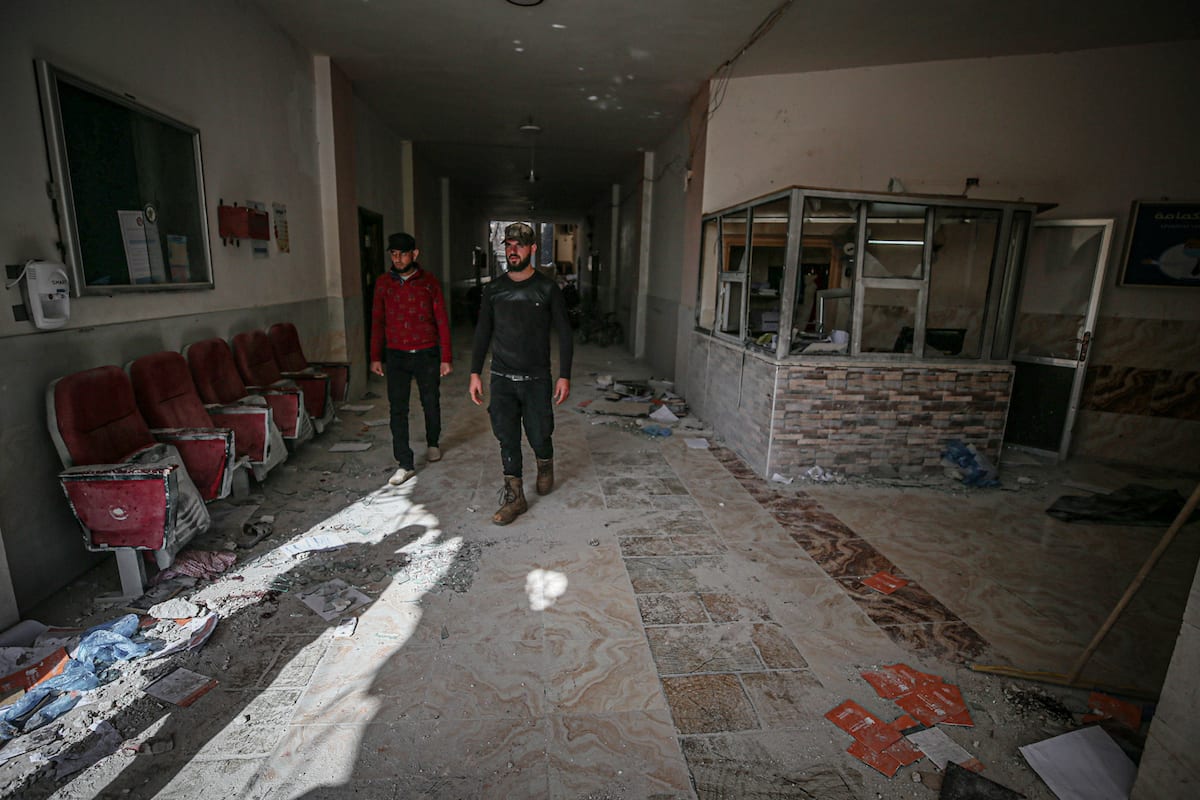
[1005,219,1115,458]
[358,208,384,359]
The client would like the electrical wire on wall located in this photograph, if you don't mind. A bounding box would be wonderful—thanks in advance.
[686,0,795,177]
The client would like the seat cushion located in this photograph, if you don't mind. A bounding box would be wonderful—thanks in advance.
[268,322,309,372]
[232,330,284,387]
[130,351,212,429]
[185,338,248,405]
[52,366,155,466]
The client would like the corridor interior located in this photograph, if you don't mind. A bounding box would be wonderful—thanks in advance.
[7,336,1197,799]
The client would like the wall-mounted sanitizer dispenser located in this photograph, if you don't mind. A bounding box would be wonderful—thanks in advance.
[21,260,71,329]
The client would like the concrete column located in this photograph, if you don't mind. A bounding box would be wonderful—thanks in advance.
[634,152,654,358]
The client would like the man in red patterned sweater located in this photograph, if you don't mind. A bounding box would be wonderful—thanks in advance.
[370,232,452,486]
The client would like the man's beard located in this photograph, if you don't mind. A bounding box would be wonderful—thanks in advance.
[508,252,532,271]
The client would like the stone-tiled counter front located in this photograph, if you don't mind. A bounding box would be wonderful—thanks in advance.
[689,332,1014,479]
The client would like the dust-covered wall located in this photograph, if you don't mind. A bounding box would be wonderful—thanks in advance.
[0,1,332,621]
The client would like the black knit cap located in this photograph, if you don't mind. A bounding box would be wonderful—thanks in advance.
[387,232,416,252]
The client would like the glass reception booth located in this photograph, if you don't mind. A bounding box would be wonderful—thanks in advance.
[689,186,1048,478]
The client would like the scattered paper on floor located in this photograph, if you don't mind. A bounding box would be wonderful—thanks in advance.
[862,571,909,594]
[144,668,218,707]
[278,534,344,557]
[1019,726,1135,800]
[905,727,983,772]
[297,579,371,622]
[684,438,709,449]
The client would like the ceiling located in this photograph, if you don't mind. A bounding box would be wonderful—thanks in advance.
[253,0,1200,218]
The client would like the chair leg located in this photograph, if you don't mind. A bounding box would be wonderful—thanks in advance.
[114,548,147,599]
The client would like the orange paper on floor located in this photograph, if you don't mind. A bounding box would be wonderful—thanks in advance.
[1083,692,1142,731]
[825,699,902,752]
[895,682,974,727]
[862,571,909,594]
[860,663,941,699]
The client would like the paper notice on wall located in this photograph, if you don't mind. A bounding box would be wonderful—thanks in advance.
[273,202,290,253]
[248,201,269,258]
[167,235,189,282]
[118,210,156,283]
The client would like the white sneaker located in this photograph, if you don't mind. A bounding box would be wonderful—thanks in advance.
[388,467,416,486]
[427,446,442,463]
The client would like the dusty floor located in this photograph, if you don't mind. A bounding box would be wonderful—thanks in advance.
[4,335,1197,799]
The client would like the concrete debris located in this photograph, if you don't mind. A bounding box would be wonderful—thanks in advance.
[803,465,842,483]
[146,598,202,620]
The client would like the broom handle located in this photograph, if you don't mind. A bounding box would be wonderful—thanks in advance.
[1067,481,1200,685]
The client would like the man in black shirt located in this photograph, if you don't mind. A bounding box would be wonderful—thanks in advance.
[469,222,574,525]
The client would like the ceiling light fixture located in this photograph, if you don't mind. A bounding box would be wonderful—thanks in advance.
[505,0,544,6]
[519,115,541,183]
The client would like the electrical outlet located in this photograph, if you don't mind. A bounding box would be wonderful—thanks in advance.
[965,177,980,189]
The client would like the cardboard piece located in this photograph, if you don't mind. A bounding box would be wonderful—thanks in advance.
[862,571,910,594]
[0,647,70,703]
[144,668,218,707]
[939,762,1024,800]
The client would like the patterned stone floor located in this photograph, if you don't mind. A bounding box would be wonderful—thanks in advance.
[19,337,1199,799]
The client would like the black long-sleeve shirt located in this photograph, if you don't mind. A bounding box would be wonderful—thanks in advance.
[470,271,573,380]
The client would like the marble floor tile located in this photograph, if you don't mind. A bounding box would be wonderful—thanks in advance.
[637,593,711,625]
[644,623,765,674]
[544,636,667,714]
[546,711,695,799]
[740,669,835,728]
[661,674,759,734]
[680,732,862,800]
[624,555,730,594]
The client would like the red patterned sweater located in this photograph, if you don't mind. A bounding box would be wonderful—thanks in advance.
[370,266,452,363]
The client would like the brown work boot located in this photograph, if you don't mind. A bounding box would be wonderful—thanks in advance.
[492,476,528,526]
[535,458,554,496]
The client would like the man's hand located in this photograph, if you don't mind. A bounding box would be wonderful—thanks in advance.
[469,373,484,405]
[440,362,453,378]
[553,378,571,405]
[370,360,384,377]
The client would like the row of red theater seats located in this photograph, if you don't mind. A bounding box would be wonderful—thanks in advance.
[46,323,351,597]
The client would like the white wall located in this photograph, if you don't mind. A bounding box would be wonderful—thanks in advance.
[643,113,691,379]
[0,1,330,620]
[354,98,409,247]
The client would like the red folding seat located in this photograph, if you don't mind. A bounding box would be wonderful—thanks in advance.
[129,351,286,492]
[268,322,350,403]
[232,329,334,432]
[47,365,211,598]
[184,338,314,447]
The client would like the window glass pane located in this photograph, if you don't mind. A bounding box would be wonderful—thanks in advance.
[862,285,919,353]
[927,207,1001,358]
[747,198,790,344]
[1013,223,1107,359]
[718,280,745,337]
[697,217,720,329]
[794,196,856,339]
[865,202,926,279]
[722,214,747,272]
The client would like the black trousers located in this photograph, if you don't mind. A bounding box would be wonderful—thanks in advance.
[488,375,554,479]
[385,347,441,469]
